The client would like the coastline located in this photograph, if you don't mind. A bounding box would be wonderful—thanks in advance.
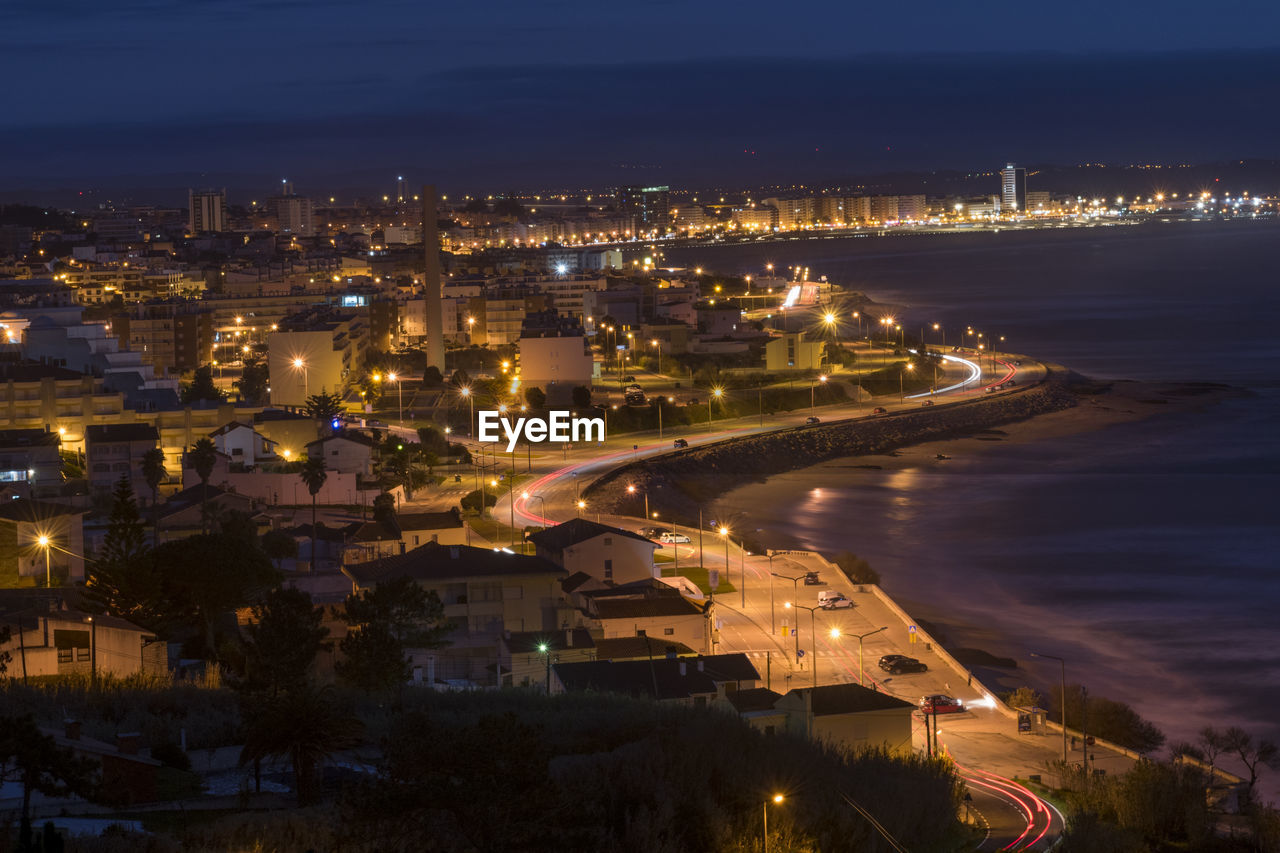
[715,377,1251,750]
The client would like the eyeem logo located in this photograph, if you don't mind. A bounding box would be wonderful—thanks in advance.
[477,410,604,452]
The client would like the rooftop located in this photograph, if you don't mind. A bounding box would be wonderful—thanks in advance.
[86,423,159,443]
[785,683,916,716]
[528,517,655,555]
[345,541,565,587]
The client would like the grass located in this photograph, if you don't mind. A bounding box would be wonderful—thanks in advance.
[661,564,735,596]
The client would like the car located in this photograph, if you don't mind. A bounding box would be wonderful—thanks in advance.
[921,400,934,407]
[659,532,691,544]
[878,654,910,670]
[817,590,853,609]
[872,407,888,415]
[627,384,643,390]
[805,416,821,424]
[640,526,669,538]
[803,571,822,585]
[920,694,965,714]
[885,658,928,675]
[622,375,636,382]
[1007,379,1017,386]
[673,438,689,449]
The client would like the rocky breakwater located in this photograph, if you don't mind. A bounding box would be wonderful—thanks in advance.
[584,379,1080,523]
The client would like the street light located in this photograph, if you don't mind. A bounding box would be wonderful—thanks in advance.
[460,386,474,437]
[837,626,888,686]
[388,372,403,423]
[538,642,552,695]
[576,499,586,517]
[627,484,649,520]
[521,491,546,524]
[37,534,51,587]
[785,601,821,688]
[1030,651,1069,767]
[770,572,802,638]
[708,386,723,431]
[292,357,308,399]
[763,794,784,853]
[810,374,827,416]
[899,363,913,403]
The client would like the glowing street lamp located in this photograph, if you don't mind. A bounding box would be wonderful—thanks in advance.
[576,499,586,517]
[37,534,51,587]
[460,386,474,437]
[900,363,914,403]
[708,387,724,431]
[810,374,827,416]
[388,372,403,423]
[292,357,308,399]
[785,600,822,686]
[763,794,785,853]
[835,626,888,686]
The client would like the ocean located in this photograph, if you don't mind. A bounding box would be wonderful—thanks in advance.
[664,219,1280,791]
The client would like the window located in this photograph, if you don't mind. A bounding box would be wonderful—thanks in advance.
[636,629,646,637]
[603,537,612,546]
[603,559,612,580]
[57,649,72,664]
[663,628,674,636]
[76,648,90,662]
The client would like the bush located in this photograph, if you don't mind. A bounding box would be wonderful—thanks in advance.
[831,550,881,585]
[460,488,497,513]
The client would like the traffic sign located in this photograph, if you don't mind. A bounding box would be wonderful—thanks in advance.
[797,649,806,658]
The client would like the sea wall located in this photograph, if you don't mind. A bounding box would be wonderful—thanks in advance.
[583,379,1079,522]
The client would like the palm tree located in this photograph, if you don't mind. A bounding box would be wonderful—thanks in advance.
[299,454,327,572]
[141,448,167,544]
[238,684,363,806]
[188,438,217,534]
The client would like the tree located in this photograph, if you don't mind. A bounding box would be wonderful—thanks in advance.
[187,438,218,535]
[422,365,444,387]
[337,576,449,692]
[571,385,592,409]
[154,533,279,658]
[84,476,152,618]
[372,492,396,524]
[140,448,166,509]
[261,529,299,571]
[305,391,344,433]
[238,587,330,698]
[0,714,96,830]
[235,358,270,405]
[1222,726,1280,805]
[450,368,471,388]
[379,440,435,500]
[181,364,225,404]
[299,455,328,572]
[239,685,363,806]
[523,385,546,409]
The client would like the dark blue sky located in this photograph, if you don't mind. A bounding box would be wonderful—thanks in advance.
[2,0,1278,198]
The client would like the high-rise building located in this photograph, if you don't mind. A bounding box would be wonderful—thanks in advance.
[870,196,899,222]
[268,191,315,237]
[188,189,227,234]
[1000,164,1027,213]
[618,186,671,232]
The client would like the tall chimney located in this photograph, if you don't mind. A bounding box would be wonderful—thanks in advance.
[421,184,446,371]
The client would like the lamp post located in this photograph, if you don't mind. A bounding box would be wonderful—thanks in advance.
[719,526,730,591]
[657,396,673,440]
[763,794,784,853]
[37,534,51,587]
[460,386,474,437]
[771,572,801,639]
[1030,651,1069,767]
[810,374,827,416]
[786,601,821,687]
[933,322,945,348]
[538,642,552,695]
[627,484,649,521]
[708,387,723,432]
[292,357,308,401]
[842,626,888,686]
[899,363,913,403]
[651,338,662,374]
[521,491,546,525]
[576,499,585,517]
[388,372,403,424]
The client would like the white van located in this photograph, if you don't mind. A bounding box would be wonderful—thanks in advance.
[817,590,853,609]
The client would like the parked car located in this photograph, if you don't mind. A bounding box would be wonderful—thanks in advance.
[920,694,965,714]
[817,590,854,610]
[884,657,928,674]
[921,400,934,407]
[640,526,669,538]
[659,532,691,544]
[805,416,821,424]
[872,407,888,415]
[622,375,636,382]
[878,654,910,670]
[803,571,822,585]
[673,438,689,449]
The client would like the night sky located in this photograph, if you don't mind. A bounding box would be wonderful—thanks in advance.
[2,0,1279,198]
